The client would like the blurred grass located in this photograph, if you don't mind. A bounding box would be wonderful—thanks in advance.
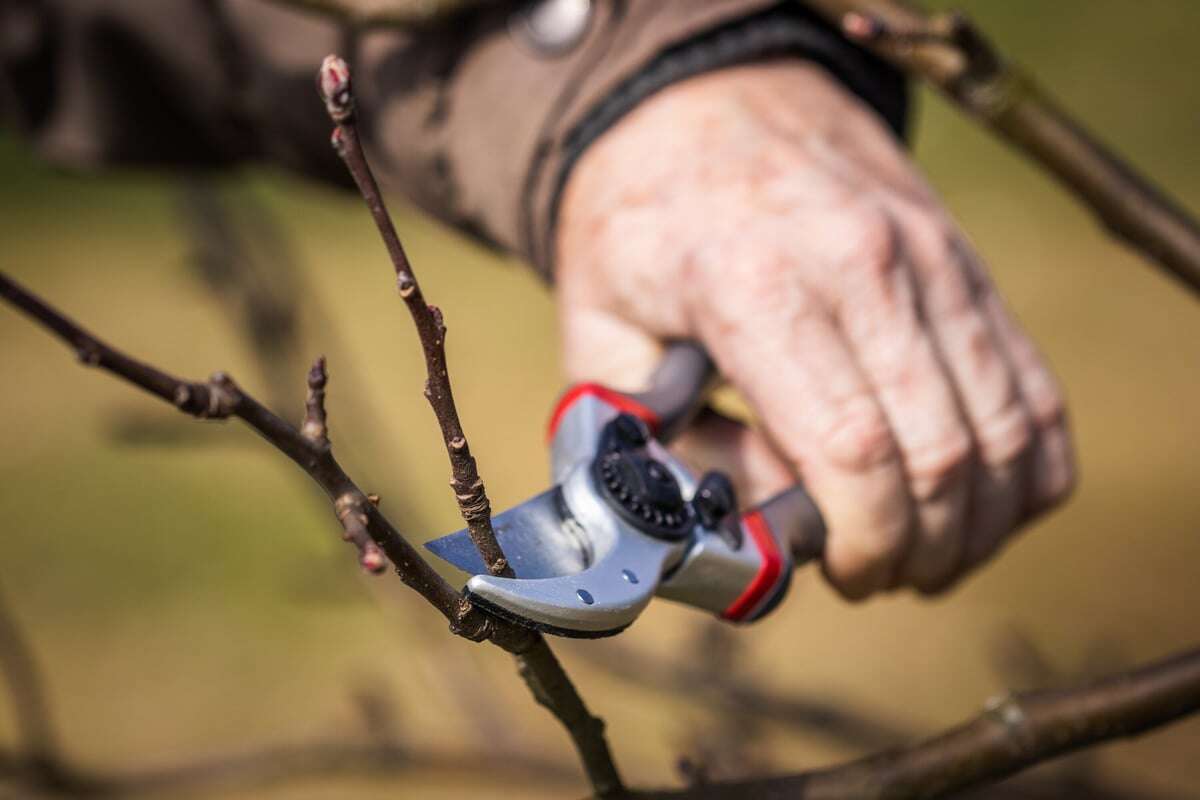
[1,1,1200,797]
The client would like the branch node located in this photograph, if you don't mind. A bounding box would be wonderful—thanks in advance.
[301,356,330,445]
[397,273,415,298]
[983,692,1034,752]
[75,343,101,366]
[334,492,386,575]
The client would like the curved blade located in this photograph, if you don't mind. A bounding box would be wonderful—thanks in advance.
[424,488,589,579]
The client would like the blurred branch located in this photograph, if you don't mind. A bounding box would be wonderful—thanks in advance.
[0,561,578,798]
[176,177,306,416]
[635,644,1200,799]
[808,0,1200,296]
[0,733,580,798]
[582,628,907,754]
[317,53,623,795]
[0,583,64,788]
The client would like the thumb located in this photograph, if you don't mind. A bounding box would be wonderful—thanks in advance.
[560,306,794,508]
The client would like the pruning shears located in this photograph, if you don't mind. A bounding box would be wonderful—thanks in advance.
[425,342,825,637]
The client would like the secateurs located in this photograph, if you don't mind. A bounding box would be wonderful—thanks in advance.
[425,342,825,637]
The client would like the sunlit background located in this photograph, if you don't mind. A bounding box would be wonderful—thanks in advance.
[2,2,1198,797]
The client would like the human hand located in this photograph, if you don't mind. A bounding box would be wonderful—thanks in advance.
[555,61,1075,599]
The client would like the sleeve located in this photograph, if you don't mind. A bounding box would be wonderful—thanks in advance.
[0,0,908,278]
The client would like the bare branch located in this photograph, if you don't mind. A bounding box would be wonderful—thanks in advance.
[0,264,621,793]
[633,644,1200,799]
[318,54,512,579]
[806,0,1200,296]
[0,271,463,617]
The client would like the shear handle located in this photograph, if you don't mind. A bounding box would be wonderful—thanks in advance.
[631,341,826,565]
[627,340,716,442]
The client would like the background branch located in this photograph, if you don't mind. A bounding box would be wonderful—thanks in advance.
[810,0,1200,296]
[634,644,1200,799]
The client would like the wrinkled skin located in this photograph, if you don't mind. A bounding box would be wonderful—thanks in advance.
[556,61,1075,600]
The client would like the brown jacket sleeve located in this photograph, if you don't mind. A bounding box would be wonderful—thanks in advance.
[0,0,906,277]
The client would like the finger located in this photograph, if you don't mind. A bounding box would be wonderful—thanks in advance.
[670,407,795,507]
[890,205,1035,576]
[689,254,912,600]
[559,304,799,508]
[558,304,663,390]
[974,272,1077,521]
[831,212,974,593]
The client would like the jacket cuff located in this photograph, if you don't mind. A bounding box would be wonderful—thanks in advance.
[359,0,908,280]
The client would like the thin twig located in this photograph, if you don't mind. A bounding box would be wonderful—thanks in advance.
[317,55,512,580]
[0,272,464,619]
[807,0,1200,296]
[315,55,624,795]
[632,644,1200,799]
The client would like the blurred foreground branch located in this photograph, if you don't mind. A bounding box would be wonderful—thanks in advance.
[0,587,578,797]
[813,0,1200,295]
[634,644,1200,799]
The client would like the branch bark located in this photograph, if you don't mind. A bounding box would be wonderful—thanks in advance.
[810,0,1200,296]
[633,644,1200,799]
[318,55,512,580]
[315,54,623,795]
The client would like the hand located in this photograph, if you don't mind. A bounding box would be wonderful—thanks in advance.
[555,61,1075,599]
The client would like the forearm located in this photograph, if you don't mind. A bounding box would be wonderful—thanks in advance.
[0,0,906,272]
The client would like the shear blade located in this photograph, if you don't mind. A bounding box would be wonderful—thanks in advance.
[423,487,589,579]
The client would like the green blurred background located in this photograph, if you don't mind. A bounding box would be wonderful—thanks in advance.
[2,1,1199,797]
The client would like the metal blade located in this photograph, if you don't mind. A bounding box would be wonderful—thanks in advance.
[424,487,590,579]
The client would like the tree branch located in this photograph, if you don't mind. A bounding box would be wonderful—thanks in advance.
[0,269,623,794]
[634,644,1200,799]
[0,272,461,616]
[314,54,623,795]
[808,0,1200,297]
[317,55,512,580]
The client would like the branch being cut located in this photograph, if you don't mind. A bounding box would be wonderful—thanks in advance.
[806,0,1200,297]
[315,54,623,796]
[318,55,512,580]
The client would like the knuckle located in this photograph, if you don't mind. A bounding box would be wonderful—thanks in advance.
[974,400,1034,466]
[1018,365,1068,432]
[816,395,898,472]
[842,208,900,279]
[905,427,973,502]
[1042,453,1077,507]
[1029,383,1067,431]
